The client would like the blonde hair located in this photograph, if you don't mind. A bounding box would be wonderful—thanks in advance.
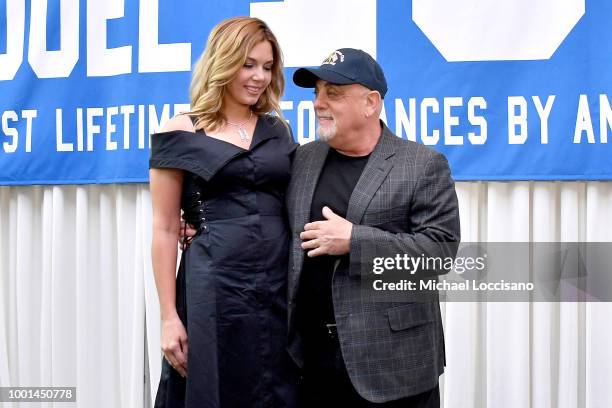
[189,17,285,132]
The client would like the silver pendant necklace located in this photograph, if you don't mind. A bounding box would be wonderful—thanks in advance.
[226,111,253,142]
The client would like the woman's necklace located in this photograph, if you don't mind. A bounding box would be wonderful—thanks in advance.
[226,111,253,142]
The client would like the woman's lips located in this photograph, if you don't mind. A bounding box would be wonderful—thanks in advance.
[245,85,262,95]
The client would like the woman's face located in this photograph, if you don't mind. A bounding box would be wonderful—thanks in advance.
[225,40,274,108]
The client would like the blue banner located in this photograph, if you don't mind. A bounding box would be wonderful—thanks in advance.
[1,0,611,185]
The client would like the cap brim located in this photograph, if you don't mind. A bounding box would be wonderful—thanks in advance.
[293,67,356,88]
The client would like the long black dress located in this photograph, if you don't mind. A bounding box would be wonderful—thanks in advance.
[149,115,299,408]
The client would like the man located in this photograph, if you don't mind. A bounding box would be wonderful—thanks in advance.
[286,48,460,407]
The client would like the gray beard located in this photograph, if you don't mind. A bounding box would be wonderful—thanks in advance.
[316,124,336,142]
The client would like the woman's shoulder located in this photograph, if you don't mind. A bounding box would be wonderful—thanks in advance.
[161,114,196,133]
[150,114,199,158]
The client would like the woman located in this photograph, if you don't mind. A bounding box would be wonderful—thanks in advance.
[149,17,298,407]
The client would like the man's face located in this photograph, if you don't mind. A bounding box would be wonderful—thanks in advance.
[313,80,369,142]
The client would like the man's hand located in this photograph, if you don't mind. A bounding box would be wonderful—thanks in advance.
[179,220,198,250]
[300,206,353,257]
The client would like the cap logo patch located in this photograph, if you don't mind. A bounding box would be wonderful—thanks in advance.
[322,50,345,66]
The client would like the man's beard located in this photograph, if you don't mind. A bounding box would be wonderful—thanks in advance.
[316,117,337,142]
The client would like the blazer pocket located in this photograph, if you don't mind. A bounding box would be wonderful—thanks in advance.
[387,302,435,331]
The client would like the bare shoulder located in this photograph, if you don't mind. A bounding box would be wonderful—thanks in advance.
[161,114,195,133]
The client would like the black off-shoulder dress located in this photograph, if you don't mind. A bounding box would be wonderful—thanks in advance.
[150,115,299,408]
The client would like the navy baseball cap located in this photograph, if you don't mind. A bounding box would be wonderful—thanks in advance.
[293,48,388,98]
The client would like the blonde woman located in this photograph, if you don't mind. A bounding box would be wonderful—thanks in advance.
[149,17,298,407]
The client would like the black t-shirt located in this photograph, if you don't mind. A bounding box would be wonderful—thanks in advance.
[296,148,370,337]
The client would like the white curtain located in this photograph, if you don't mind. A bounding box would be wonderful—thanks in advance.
[0,185,152,408]
[1,182,611,408]
[443,182,612,408]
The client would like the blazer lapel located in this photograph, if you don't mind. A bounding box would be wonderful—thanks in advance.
[345,125,396,224]
[287,141,329,308]
[293,141,329,230]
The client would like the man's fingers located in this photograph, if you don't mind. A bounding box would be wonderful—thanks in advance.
[299,230,318,240]
[307,247,325,257]
[321,206,337,219]
[303,221,323,231]
[301,239,319,250]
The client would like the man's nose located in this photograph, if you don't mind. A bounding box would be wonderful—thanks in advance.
[313,93,326,110]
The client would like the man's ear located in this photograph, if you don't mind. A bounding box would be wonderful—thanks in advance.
[364,91,382,118]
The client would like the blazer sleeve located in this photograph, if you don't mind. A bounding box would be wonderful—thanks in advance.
[349,151,461,277]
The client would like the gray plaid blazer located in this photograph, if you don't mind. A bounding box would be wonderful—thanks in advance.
[286,123,460,403]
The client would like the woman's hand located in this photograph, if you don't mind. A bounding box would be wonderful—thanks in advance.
[161,315,188,377]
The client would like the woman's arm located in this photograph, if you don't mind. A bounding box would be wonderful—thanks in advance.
[150,167,183,321]
[150,167,188,377]
[149,114,195,377]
